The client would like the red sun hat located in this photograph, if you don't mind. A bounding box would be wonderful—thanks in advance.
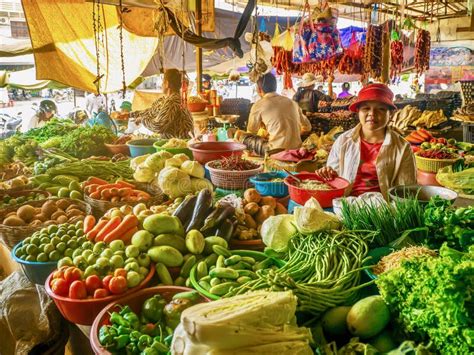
[349,83,397,112]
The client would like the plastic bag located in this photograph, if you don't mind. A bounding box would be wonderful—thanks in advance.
[271,23,281,47]
[282,27,294,51]
[436,166,474,195]
[292,3,311,63]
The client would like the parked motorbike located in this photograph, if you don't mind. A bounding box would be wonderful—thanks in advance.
[0,112,23,139]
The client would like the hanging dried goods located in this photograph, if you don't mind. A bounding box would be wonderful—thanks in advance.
[414,29,430,75]
[452,104,474,122]
[390,39,404,80]
[363,25,383,79]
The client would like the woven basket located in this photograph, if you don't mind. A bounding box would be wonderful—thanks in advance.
[0,189,51,209]
[85,192,165,218]
[415,155,461,173]
[205,162,263,190]
[0,198,91,250]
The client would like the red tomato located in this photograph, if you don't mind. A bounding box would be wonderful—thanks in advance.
[51,278,69,296]
[102,275,113,291]
[68,280,87,299]
[108,276,127,295]
[52,269,65,280]
[114,268,127,278]
[93,288,110,299]
[64,267,82,284]
[85,275,102,295]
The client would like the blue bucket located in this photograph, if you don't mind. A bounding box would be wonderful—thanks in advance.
[11,241,57,285]
[249,171,289,197]
[126,139,158,157]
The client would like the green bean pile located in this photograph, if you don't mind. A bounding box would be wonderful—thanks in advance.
[225,230,376,317]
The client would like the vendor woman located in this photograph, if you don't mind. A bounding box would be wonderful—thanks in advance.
[315,84,416,198]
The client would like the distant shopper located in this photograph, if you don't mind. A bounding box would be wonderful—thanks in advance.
[293,73,333,113]
[85,92,106,117]
[338,82,353,99]
[247,73,311,150]
[21,100,57,132]
[202,74,212,91]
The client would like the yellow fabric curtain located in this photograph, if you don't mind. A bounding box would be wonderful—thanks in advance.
[22,0,159,93]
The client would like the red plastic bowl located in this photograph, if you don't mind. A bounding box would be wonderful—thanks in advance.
[44,264,155,326]
[284,173,350,208]
[188,142,246,164]
[187,102,207,112]
[90,286,210,355]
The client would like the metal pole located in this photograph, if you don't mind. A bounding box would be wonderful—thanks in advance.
[196,0,203,93]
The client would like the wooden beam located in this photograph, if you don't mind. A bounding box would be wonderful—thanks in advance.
[196,0,203,92]
[457,5,474,32]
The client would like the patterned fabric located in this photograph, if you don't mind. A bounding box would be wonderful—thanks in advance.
[130,93,193,139]
[308,23,342,61]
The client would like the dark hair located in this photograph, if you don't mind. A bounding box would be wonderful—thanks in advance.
[257,73,277,93]
[342,82,350,91]
[164,69,183,92]
[202,74,212,82]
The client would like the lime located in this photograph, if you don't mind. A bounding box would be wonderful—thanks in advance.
[26,255,36,262]
[39,232,49,239]
[76,236,86,245]
[23,237,32,245]
[67,230,76,237]
[70,191,83,200]
[37,253,49,262]
[38,243,47,253]
[47,225,58,234]
[75,229,84,237]
[49,250,61,261]
[72,248,84,258]
[31,237,41,246]
[64,248,74,258]
[15,246,25,258]
[26,244,39,256]
[44,243,55,254]
[68,224,77,232]
[60,235,71,243]
[67,240,78,249]
[50,237,61,246]
[20,254,27,260]
[75,221,84,230]
[57,228,67,236]
[56,242,67,253]
[58,257,73,268]
[40,237,50,245]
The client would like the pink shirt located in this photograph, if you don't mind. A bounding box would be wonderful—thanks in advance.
[351,139,383,196]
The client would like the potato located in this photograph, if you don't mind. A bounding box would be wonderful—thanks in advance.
[17,205,36,223]
[36,213,48,222]
[243,202,260,216]
[57,215,69,224]
[41,200,58,217]
[260,196,276,209]
[51,211,66,220]
[66,209,84,218]
[244,189,261,204]
[29,220,43,227]
[244,214,257,229]
[255,205,275,225]
[56,199,70,211]
[3,216,26,226]
[275,202,288,215]
[44,220,56,226]
[66,204,80,212]
[5,212,17,218]
[68,215,84,223]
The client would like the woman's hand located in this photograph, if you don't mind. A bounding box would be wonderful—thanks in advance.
[315,166,338,181]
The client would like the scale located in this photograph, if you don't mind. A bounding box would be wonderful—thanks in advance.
[213,114,239,141]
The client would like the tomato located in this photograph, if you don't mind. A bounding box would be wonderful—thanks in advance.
[108,276,127,295]
[102,275,113,291]
[52,269,65,280]
[114,268,127,278]
[64,267,82,284]
[85,275,102,295]
[51,278,69,296]
[93,288,110,299]
[68,280,87,299]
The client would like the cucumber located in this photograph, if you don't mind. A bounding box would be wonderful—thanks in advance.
[199,280,211,291]
[209,282,239,296]
[203,236,228,254]
[213,245,232,257]
[227,261,252,271]
[52,175,79,186]
[196,261,208,280]
[209,267,239,280]
[153,234,187,254]
[224,255,242,266]
[237,276,252,284]
[237,270,258,279]
[241,256,256,265]
[172,290,200,302]
[185,277,192,288]
[180,255,197,278]
[210,277,221,287]
[216,255,225,269]
[156,263,173,285]
[174,276,186,286]
[205,253,218,268]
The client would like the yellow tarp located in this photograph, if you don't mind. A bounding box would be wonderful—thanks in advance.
[132,90,163,111]
[22,0,159,93]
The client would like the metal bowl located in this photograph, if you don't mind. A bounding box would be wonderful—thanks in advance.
[213,114,239,124]
[388,185,457,204]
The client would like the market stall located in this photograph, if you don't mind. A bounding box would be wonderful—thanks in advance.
[0,0,473,354]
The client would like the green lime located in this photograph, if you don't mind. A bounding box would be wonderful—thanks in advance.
[64,248,74,258]
[58,257,73,268]
[37,253,48,262]
[82,249,93,259]
[43,243,55,254]
[15,246,25,258]
[60,235,71,243]
[20,254,27,260]
[72,248,84,258]
[67,224,77,231]
[77,236,87,245]
[39,232,49,239]
[56,242,67,252]
[50,237,61,246]
[69,191,83,200]
[87,253,98,265]
[49,250,61,261]
[26,255,36,262]
[67,240,78,249]
[26,244,39,256]
[75,221,84,230]
[47,225,58,234]
[31,237,41,246]
[23,237,32,245]
[38,243,47,253]
[57,228,67,236]
[75,229,84,237]
[40,237,50,245]
[68,230,76,237]
[82,241,94,250]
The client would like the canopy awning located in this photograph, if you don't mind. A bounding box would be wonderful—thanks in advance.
[0,35,33,57]
[0,68,68,90]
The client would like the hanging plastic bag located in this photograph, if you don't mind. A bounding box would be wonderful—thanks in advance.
[307,5,342,62]
[292,3,311,63]
[271,22,281,47]
[282,27,294,51]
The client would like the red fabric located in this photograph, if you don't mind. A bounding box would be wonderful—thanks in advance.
[270,148,314,162]
[351,139,382,196]
[349,83,397,112]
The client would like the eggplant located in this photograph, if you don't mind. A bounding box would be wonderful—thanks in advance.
[186,189,212,233]
[200,206,225,232]
[173,194,197,227]
[215,219,234,242]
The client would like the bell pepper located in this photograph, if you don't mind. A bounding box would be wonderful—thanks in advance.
[115,334,130,350]
[110,312,129,327]
[99,326,115,347]
[138,334,153,351]
[130,330,142,343]
[120,305,133,316]
[123,311,140,330]
[163,298,193,330]
[141,295,167,323]
[151,339,169,352]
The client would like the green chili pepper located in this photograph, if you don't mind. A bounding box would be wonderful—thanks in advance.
[117,325,132,336]
[130,330,142,343]
[123,311,140,330]
[140,347,159,355]
[126,342,139,355]
[99,326,114,346]
[110,312,129,327]
[138,334,153,351]
[151,339,169,352]
[163,334,173,346]
[141,295,166,323]
[120,305,133,316]
[115,334,130,349]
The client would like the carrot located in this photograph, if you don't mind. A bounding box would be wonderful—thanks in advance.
[110,188,119,196]
[103,215,139,243]
[120,226,138,245]
[84,184,100,195]
[85,177,108,186]
[83,215,96,234]
[89,191,101,200]
[111,196,121,203]
[118,188,132,197]
[96,184,121,193]
[116,180,136,189]
[101,189,113,200]
[86,219,108,240]
[95,216,122,241]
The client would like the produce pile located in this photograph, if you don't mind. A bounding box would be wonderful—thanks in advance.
[390,105,447,133]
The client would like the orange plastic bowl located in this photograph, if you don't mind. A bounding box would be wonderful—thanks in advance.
[105,143,130,156]
[90,286,210,355]
[44,264,155,326]
[284,173,350,208]
[187,102,207,112]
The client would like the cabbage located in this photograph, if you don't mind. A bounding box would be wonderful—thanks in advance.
[144,151,173,171]
[133,164,155,183]
[181,160,205,178]
[294,197,341,234]
[165,157,184,168]
[174,153,191,164]
[130,154,150,170]
[190,178,213,193]
[261,214,297,252]
[158,167,192,198]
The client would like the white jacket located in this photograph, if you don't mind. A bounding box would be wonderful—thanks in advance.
[327,124,417,199]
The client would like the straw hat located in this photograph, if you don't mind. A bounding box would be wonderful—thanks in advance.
[298,73,318,88]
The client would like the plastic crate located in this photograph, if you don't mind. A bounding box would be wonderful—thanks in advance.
[462,122,474,143]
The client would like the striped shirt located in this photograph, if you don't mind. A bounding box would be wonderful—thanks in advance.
[131,93,193,139]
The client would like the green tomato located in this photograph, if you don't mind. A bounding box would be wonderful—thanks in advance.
[126,271,141,288]
[125,245,140,258]
[125,257,137,265]
[100,248,113,259]
[137,254,151,268]
[26,244,39,256]
[82,241,94,250]
[82,249,93,259]
[67,240,78,250]
[125,262,139,273]
[73,255,88,270]
[87,253,99,265]
[64,248,74,258]
[58,257,73,268]
[114,250,126,258]
[36,253,49,262]
[109,240,125,253]
[84,265,99,278]
[72,248,84,258]
[138,266,149,276]
[96,257,111,272]
[110,255,125,269]
[56,242,67,253]
[49,250,61,261]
